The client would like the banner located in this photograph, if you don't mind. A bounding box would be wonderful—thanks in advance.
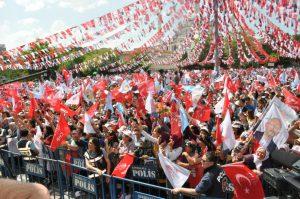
[158,153,190,188]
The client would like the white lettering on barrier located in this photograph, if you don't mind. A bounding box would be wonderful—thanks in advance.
[132,166,156,179]
[73,174,95,193]
[73,158,85,167]
[25,163,44,176]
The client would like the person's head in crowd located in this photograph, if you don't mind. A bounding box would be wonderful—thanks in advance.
[232,121,244,139]
[133,126,142,139]
[199,126,209,140]
[71,130,81,141]
[129,118,138,129]
[190,125,200,136]
[201,151,216,169]
[255,147,268,161]
[20,129,29,138]
[2,111,10,119]
[76,122,84,131]
[257,97,267,111]
[247,109,256,120]
[88,137,102,155]
[231,142,245,162]
[122,130,132,143]
[184,141,197,155]
[169,133,183,149]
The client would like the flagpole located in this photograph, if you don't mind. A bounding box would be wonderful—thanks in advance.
[213,0,220,75]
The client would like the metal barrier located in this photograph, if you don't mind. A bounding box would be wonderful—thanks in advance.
[0,149,207,199]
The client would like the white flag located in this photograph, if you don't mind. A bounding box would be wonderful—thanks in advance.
[191,86,204,106]
[221,110,236,151]
[214,97,224,114]
[84,113,96,134]
[66,91,81,106]
[145,91,156,114]
[158,153,190,188]
[119,79,132,93]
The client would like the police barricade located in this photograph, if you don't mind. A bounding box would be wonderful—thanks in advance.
[0,149,62,198]
[1,149,217,199]
[57,159,110,199]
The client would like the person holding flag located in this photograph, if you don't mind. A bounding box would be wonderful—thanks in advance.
[172,151,234,198]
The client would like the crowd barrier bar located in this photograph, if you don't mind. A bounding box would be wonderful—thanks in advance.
[0,149,221,199]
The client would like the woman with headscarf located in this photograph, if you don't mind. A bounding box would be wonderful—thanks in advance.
[243,147,272,176]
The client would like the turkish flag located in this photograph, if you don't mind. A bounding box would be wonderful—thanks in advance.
[193,104,211,122]
[222,163,264,199]
[52,101,76,117]
[111,154,134,178]
[28,98,38,119]
[282,88,300,112]
[50,114,71,151]
[93,80,107,92]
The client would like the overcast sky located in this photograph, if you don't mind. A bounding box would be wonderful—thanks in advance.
[0,0,136,50]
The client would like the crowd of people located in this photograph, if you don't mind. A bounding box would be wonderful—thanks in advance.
[0,67,299,198]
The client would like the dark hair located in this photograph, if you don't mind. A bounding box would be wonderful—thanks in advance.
[29,120,36,128]
[205,151,216,162]
[191,125,200,135]
[89,137,102,156]
[199,136,216,151]
[20,129,29,137]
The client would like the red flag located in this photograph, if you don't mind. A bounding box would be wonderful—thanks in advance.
[267,73,278,88]
[193,104,211,122]
[87,102,99,117]
[0,98,11,109]
[222,163,264,199]
[28,98,38,119]
[215,117,222,146]
[93,80,107,92]
[187,164,204,188]
[170,101,181,136]
[162,90,173,103]
[79,102,99,123]
[62,69,71,84]
[183,92,192,111]
[50,114,71,151]
[52,101,76,117]
[136,95,146,118]
[282,88,300,112]
[111,154,134,178]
